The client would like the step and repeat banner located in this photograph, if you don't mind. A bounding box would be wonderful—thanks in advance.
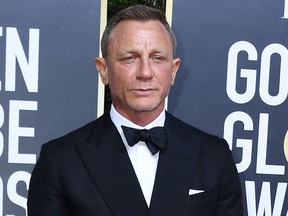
[1,0,288,215]
[169,0,288,215]
[0,0,100,215]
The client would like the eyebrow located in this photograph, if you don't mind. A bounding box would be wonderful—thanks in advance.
[117,47,170,56]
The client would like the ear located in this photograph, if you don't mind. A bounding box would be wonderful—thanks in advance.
[170,58,181,85]
[95,57,109,85]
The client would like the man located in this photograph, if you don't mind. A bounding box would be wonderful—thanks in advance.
[28,4,243,216]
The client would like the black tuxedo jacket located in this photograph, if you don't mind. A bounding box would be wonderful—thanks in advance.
[28,111,243,216]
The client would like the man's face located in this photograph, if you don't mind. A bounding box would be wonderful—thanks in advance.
[97,20,180,121]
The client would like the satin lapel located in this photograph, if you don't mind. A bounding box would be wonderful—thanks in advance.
[148,113,201,216]
[76,113,148,216]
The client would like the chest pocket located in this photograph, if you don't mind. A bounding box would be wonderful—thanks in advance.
[182,187,219,216]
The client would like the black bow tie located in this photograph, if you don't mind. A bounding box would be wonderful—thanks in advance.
[121,125,167,155]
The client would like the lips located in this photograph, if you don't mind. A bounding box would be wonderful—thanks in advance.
[132,88,155,96]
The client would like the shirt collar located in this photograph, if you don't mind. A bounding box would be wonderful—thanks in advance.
[110,104,166,131]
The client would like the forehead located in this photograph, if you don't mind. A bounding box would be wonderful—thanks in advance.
[108,20,173,49]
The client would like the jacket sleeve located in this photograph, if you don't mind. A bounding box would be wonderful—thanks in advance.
[27,144,71,216]
[216,141,243,216]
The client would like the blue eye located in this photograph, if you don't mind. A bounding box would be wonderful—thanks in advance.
[152,56,164,62]
[121,56,136,64]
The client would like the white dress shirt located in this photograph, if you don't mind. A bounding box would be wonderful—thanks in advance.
[110,105,166,207]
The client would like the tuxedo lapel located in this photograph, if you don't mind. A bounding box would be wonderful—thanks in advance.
[148,113,202,216]
[76,113,148,216]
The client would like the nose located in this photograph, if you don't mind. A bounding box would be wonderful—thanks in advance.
[136,58,153,80]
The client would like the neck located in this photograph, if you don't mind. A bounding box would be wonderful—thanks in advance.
[113,105,164,127]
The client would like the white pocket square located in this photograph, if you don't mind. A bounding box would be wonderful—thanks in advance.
[189,189,204,195]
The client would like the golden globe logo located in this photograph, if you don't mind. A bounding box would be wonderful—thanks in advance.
[284,130,288,162]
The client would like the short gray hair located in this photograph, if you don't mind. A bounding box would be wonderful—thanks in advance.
[101,4,177,58]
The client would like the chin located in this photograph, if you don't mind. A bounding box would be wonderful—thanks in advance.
[128,101,163,113]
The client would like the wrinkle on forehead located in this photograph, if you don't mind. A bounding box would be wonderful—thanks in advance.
[107,20,173,58]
